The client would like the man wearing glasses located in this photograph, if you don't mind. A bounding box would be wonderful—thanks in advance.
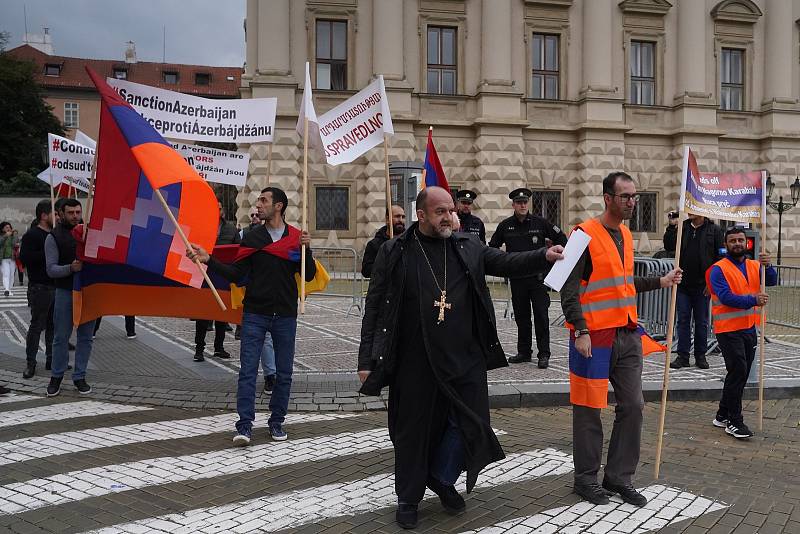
[561,172,682,507]
[489,188,567,369]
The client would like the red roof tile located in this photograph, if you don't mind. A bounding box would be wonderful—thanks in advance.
[6,45,241,98]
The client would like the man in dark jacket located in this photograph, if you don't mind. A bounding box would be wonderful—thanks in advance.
[455,189,486,244]
[670,215,724,369]
[360,204,405,278]
[193,201,240,362]
[358,186,563,529]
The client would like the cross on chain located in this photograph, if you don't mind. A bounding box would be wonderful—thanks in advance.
[433,290,452,324]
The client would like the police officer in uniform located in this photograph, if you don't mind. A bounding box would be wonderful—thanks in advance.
[489,188,567,368]
[455,189,486,244]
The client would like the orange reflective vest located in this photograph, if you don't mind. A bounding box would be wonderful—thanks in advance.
[567,218,638,330]
[706,258,761,334]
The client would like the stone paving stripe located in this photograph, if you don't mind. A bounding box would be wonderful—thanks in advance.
[0,412,360,467]
[0,401,152,429]
[0,394,40,405]
[81,448,574,534]
[458,484,728,534]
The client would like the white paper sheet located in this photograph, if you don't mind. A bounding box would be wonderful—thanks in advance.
[543,229,591,292]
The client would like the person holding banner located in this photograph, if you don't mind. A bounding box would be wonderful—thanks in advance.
[562,172,682,507]
[357,186,564,529]
[361,205,406,278]
[708,227,776,439]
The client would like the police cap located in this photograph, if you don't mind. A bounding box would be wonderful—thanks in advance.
[456,189,478,203]
[509,188,532,202]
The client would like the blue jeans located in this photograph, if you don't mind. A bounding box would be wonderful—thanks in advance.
[676,287,710,358]
[429,412,465,486]
[260,332,276,377]
[52,288,94,381]
[236,312,296,432]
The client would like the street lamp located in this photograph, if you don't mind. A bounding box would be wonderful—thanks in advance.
[765,172,800,265]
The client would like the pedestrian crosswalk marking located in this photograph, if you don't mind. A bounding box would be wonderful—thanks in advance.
[0,394,39,405]
[0,401,152,430]
[82,448,575,534]
[458,484,728,534]
[0,412,359,467]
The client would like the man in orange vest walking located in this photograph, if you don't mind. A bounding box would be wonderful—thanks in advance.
[707,227,776,439]
[562,171,682,507]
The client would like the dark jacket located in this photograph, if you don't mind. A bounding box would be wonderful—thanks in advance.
[663,224,678,253]
[489,213,567,280]
[358,223,552,396]
[217,220,240,246]
[19,226,53,286]
[361,225,390,278]
[457,212,486,244]
[677,219,724,287]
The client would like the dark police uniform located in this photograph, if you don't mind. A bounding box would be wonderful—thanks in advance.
[488,188,567,367]
[455,189,486,244]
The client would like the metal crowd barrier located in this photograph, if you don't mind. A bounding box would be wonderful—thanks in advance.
[634,257,675,339]
[309,246,363,317]
[486,276,513,319]
[766,265,800,331]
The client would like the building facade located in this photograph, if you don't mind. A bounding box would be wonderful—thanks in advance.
[244,0,800,260]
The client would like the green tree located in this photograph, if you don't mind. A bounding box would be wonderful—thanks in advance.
[0,31,64,192]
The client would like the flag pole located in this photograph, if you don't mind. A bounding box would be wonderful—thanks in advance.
[152,188,226,311]
[300,117,309,314]
[654,212,685,479]
[49,170,56,229]
[384,135,393,239]
[757,217,768,431]
[82,150,99,241]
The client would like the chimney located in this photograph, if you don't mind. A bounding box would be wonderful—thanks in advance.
[124,41,137,64]
[24,26,55,55]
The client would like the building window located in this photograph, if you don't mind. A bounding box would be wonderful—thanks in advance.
[163,71,179,84]
[531,33,559,100]
[195,72,211,85]
[316,20,347,90]
[64,102,79,129]
[113,68,127,80]
[531,190,562,227]
[720,48,744,111]
[427,26,457,95]
[316,186,349,231]
[630,41,655,105]
[628,192,657,233]
[44,64,61,76]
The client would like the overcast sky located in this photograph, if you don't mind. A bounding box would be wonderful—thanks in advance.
[1,0,246,67]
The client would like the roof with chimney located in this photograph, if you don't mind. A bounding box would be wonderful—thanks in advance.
[6,44,241,98]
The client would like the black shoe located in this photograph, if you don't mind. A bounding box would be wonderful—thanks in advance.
[224,324,233,332]
[537,355,550,369]
[669,356,690,369]
[427,477,466,514]
[68,342,76,351]
[602,480,648,507]
[264,374,276,393]
[73,379,92,395]
[573,482,613,505]
[508,353,532,364]
[23,362,36,379]
[0,384,10,396]
[725,422,754,439]
[214,349,231,359]
[193,350,205,362]
[395,503,418,529]
[3,290,8,297]
[695,356,710,369]
[46,376,63,397]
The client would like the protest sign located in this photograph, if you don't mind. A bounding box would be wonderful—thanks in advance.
[107,78,276,143]
[40,133,93,192]
[317,76,394,166]
[168,141,250,187]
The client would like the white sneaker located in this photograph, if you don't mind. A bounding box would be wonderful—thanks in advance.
[232,430,251,446]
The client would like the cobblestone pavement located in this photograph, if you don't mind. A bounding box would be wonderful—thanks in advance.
[0,392,798,533]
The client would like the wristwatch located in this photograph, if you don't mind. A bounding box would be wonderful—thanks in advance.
[574,329,590,339]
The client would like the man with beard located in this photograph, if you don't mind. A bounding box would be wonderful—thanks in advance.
[455,189,485,244]
[708,227,776,439]
[361,204,406,278]
[562,172,682,507]
[358,186,564,529]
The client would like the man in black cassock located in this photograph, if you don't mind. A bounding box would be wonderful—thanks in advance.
[358,186,564,529]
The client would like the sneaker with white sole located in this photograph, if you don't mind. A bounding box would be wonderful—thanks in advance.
[725,422,754,439]
[712,415,728,428]
[73,379,92,395]
[232,428,252,446]
[269,423,287,441]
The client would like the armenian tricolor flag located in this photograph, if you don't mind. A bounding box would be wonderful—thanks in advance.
[82,67,218,288]
[422,127,450,192]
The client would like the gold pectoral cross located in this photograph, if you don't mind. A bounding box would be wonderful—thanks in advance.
[434,291,452,324]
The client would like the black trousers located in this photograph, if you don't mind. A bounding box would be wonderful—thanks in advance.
[716,329,757,427]
[510,277,551,357]
[94,316,136,336]
[25,283,54,364]
[195,320,227,352]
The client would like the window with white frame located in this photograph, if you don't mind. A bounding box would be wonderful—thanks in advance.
[628,192,657,233]
[64,102,79,128]
[316,186,349,231]
[427,26,457,95]
[531,33,559,100]
[630,41,655,105]
[316,19,347,90]
[720,48,744,111]
[113,68,127,80]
